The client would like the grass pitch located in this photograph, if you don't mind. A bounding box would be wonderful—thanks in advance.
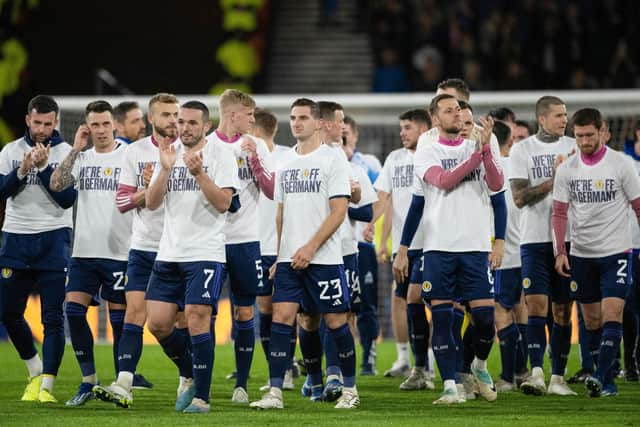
[0,342,638,426]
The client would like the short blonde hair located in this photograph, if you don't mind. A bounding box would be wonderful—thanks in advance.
[219,89,256,113]
[148,93,179,112]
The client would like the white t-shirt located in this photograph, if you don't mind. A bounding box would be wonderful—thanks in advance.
[342,162,377,255]
[509,135,576,244]
[554,148,640,258]
[118,136,174,252]
[498,156,522,269]
[413,138,498,252]
[258,144,290,256]
[0,138,73,233]
[153,141,239,263]
[275,143,351,265]
[624,153,640,248]
[206,132,273,244]
[71,144,132,260]
[375,147,424,252]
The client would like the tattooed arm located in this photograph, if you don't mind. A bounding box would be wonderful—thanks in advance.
[510,178,553,208]
[50,124,89,192]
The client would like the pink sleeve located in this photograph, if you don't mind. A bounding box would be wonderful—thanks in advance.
[551,200,569,256]
[249,156,275,200]
[423,151,482,191]
[631,198,640,224]
[116,183,138,213]
[482,143,504,191]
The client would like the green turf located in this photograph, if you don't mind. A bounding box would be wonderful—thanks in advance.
[0,342,638,426]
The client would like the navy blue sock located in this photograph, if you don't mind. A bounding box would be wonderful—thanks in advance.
[596,322,622,382]
[452,308,464,376]
[471,306,495,361]
[299,327,323,386]
[586,328,602,369]
[515,323,528,374]
[289,320,298,369]
[259,312,272,363]
[190,333,213,403]
[498,323,519,382]
[551,322,572,376]
[323,321,340,377]
[527,316,547,368]
[357,311,377,368]
[234,318,255,389]
[176,327,192,352]
[159,328,193,379]
[329,323,356,387]
[269,322,293,389]
[65,302,95,377]
[109,309,125,375]
[431,304,456,381]
[623,308,638,371]
[578,307,593,370]
[408,303,428,369]
[462,323,475,374]
[118,323,144,374]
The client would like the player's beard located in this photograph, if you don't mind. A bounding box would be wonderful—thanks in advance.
[29,130,50,144]
[156,125,177,139]
[443,125,462,135]
[181,132,203,148]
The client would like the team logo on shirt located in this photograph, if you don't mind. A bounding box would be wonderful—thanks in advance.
[570,280,578,292]
[1,268,12,279]
[237,157,244,167]
[422,281,432,293]
[522,277,531,289]
[104,167,113,177]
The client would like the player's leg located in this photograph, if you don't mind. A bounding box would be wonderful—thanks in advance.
[115,249,156,391]
[568,303,595,383]
[423,251,462,404]
[585,253,631,397]
[520,243,552,395]
[144,262,192,410]
[64,258,103,406]
[226,242,261,402]
[622,249,640,381]
[494,268,521,392]
[513,290,529,386]
[385,273,410,377]
[0,268,42,400]
[250,262,302,409]
[315,263,359,409]
[548,243,575,394]
[463,253,497,403]
[401,281,432,391]
[33,270,65,403]
[180,261,225,413]
[356,242,379,375]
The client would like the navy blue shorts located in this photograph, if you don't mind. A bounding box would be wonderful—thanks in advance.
[125,249,156,293]
[272,262,350,314]
[520,242,571,303]
[393,250,423,299]
[569,252,632,303]
[0,228,71,271]
[225,242,261,306]
[146,261,226,312]
[66,258,127,304]
[343,253,361,313]
[494,267,522,309]
[421,251,493,302]
[256,255,276,297]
